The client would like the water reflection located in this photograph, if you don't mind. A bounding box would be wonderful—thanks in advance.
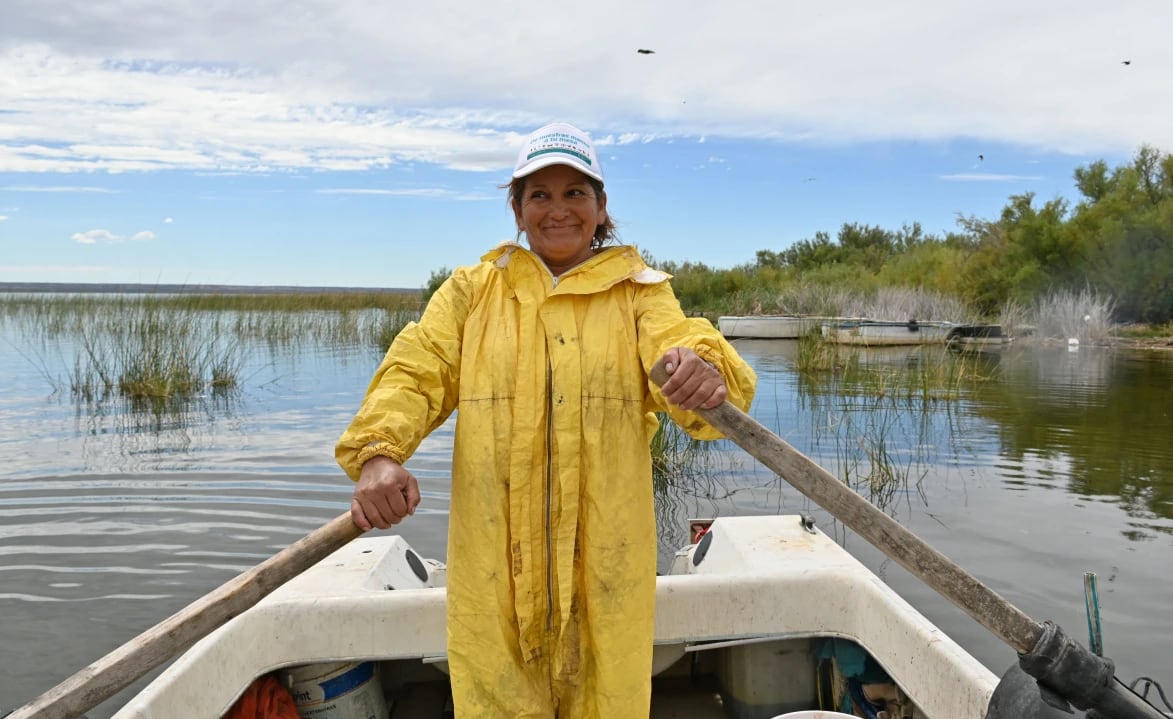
[971,346,1173,526]
[1,324,1172,715]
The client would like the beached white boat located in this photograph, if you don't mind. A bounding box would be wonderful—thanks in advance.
[718,315,854,340]
[109,515,1011,719]
[821,320,957,346]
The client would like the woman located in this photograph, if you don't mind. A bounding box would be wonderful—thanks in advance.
[336,122,756,717]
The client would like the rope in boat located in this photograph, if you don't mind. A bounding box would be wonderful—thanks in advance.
[1128,677,1173,717]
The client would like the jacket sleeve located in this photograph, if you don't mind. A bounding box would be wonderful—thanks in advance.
[634,280,756,440]
[334,268,472,481]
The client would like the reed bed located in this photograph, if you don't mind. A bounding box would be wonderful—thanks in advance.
[1114,321,1173,338]
[2,292,421,405]
[793,327,1001,511]
[720,284,979,324]
[996,298,1031,339]
[723,282,860,316]
[834,399,924,511]
[651,412,711,489]
[1029,288,1116,344]
[0,290,419,315]
[797,369,976,512]
[650,411,763,555]
[796,332,995,403]
[841,287,977,323]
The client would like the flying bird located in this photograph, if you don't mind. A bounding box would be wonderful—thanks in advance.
[1121,60,1131,65]
[978,154,984,162]
[637,49,655,55]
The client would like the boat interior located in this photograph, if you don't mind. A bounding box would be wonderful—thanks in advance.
[112,515,1000,719]
[287,632,919,718]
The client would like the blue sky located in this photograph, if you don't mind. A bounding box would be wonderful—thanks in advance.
[1,0,1169,290]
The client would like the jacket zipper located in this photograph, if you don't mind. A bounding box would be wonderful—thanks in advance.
[544,274,559,632]
[544,349,554,631]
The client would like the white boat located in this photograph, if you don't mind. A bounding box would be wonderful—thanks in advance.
[718,315,854,340]
[110,515,1008,719]
[821,320,956,346]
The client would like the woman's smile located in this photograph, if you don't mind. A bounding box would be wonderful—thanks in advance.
[513,164,608,276]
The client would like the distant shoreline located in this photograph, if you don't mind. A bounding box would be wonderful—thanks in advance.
[0,282,419,295]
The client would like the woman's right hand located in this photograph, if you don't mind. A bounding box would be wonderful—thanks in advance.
[352,456,421,530]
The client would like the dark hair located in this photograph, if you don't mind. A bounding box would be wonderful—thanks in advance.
[503,175,619,249]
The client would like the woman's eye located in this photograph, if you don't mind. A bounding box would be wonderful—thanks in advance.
[529,191,549,200]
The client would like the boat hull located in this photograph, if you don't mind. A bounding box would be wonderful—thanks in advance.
[822,320,955,346]
[718,315,853,340]
[948,324,1010,348]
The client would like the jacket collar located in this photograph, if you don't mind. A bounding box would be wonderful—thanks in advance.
[481,242,670,294]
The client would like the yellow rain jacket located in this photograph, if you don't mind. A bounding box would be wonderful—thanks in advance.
[337,242,756,718]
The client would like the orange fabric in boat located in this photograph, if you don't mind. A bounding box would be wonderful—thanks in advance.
[223,674,301,719]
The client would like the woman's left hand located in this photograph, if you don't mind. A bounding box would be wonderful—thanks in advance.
[655,347,727,411]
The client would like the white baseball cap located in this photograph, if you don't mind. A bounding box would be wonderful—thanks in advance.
[512,122,604,184]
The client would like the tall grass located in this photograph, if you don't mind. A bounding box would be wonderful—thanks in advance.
[651,412,711,490]
[796,331,852,374]
[1114,321,1173,338]
[841,287,976,323]
[720,284,978,324]
[61,304,244,405]
[996,298,1030,339]
[796,332,995,403]
[796,368,982,512]
[722,282,860,316]
[1,292,421,406]
[834,399,925,511]
[1030,288,1116,343]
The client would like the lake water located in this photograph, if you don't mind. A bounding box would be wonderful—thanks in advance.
[1,321,1171,717]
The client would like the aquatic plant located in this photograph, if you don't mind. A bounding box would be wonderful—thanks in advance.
[796,331,995,402]
[1030,288,1116,343]
[58,303,245,404]
[2,293,422,403]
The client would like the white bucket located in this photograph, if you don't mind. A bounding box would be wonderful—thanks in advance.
[770,712,858,719]
[285,661,389,719]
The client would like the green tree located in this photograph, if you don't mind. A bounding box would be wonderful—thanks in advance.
[422,267,452,303]
[1068,146,1173,322]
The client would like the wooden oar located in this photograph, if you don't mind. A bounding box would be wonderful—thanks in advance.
[7,511,363,719]
[651,363,1164,718]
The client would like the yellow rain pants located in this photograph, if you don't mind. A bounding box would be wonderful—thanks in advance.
[337,243,756,718]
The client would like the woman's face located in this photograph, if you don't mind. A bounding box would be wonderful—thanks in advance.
[513,164,607,276]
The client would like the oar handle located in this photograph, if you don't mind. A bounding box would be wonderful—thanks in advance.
[651,363,1044,654]
[8,511,364,719]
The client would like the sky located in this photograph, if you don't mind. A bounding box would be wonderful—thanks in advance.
[1,0,1169,290]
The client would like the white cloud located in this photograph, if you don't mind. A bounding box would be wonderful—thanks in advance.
[70,228,157,243]
[0,215,8,221]
[163,217,173,223]
[1,0,1170,175]
[72,229,122,243]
